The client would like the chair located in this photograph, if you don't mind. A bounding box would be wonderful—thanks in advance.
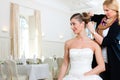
[26,58,42,64]
[57,57,70,75]
[0,64,5,80]
[0,71,5,80]
[0,62,7,80]
[26,59,34,64]
[5,60,28,80]
[56,57,63,70]
[43,58,53,80]
[36,58,42,64]
[56,57,63,79]
[4,60,12,80]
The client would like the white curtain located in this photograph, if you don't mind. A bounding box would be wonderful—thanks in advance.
[10,3,42,59]
[34,10,42,58]
[10,3,20,59]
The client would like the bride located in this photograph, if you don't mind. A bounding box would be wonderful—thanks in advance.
[58,12,105,80]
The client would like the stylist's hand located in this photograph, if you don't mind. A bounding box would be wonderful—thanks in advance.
[87,22,96,34]
[88,11,94,17]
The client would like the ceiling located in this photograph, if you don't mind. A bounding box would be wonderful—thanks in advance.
[37,0,120,13]
[58,0,104,12]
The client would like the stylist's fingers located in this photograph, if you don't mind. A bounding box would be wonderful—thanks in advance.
[87,22,95,33]
[88,11,94,17]
[87,22,94,29]
[87,22,93,27]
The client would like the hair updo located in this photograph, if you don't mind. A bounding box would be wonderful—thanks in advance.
[70,12,91,24]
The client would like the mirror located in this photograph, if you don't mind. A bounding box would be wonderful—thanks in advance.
[10,3,42,59]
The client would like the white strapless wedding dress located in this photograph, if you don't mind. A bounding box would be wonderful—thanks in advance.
[63,48,102,80]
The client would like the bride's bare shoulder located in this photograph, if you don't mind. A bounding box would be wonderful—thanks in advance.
[65,38,75,46]
[89,40,101,51]
[66,38,75,43]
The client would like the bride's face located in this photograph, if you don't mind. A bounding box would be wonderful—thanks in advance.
[70,18,84,34]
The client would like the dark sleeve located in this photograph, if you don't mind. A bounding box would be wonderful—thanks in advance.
[101,22,120,47]
[91,14,105,27]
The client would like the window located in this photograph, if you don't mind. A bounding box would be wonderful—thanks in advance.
[10,4,41,59]
[19,16,29,58]
[19,8,40,59]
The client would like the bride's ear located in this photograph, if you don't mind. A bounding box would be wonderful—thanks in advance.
[81,21,85,28]
[81,21,85,25]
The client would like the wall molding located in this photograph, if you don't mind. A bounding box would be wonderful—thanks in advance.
[0,36,11,39]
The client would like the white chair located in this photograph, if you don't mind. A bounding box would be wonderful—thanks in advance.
[56,57,63,79]
[0,63,7,80]
[36,58,42,64]
[26,59,34,64]
[56,57,70,79]
[52,59,58,80]
[5,60,28,80]
[0,72,4,80]
[4,60,12,80]
[56,58,63,70]
[43,58,53,80]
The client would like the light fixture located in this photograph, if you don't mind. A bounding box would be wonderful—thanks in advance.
[59,35,64,39]
[2,26,8,32]
[42,32,45,37]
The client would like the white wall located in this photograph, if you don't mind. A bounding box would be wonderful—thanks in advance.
[0,0,72,59]
[39,1,72,42]
[42,40,64,58]
[0,0,11,60]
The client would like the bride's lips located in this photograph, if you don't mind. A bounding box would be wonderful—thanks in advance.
[72,28,77,32]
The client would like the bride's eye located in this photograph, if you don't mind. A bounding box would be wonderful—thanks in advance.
[70,22,75,26]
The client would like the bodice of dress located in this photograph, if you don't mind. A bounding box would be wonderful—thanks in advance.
[69,48,93,75]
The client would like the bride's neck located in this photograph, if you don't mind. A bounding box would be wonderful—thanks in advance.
[76,31,88,40]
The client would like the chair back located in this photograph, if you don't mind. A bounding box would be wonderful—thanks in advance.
[26,59,34,64]
[57,57,63,70]
[56,57,63,78]
[9,60,18,79]
[43,58,53,80]
[57,57,70,75]
[4,60,12,80]
[36,58,42,64]
[43,58,53,72]
[0,63,5,80]
[4,60,28,80]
